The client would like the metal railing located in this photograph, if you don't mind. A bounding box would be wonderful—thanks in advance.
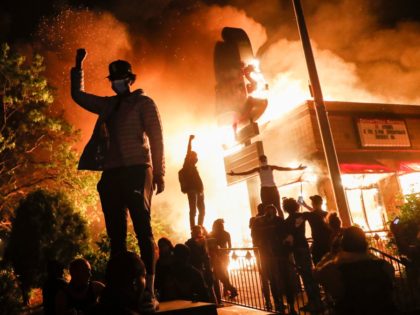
[370,247,420,312]
[216,248,332,314]
[216,247,419,314]
[366,230,399,257]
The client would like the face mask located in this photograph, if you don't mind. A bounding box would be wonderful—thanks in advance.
[112,79,129,94]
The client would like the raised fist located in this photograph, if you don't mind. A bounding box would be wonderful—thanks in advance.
[189,135,195,140]
[75,48,87,68]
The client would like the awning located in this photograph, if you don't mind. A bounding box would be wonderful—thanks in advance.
[339,163,395,174]
[399,161,420,172]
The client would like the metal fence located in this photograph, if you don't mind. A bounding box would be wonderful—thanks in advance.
[217,248,332,314]
[366,230,399,257]
[217,247,419,314]
[370,247,420,312]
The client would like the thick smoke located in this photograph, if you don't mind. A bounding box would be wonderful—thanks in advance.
[36,4,266,243]
[33,0,420,243]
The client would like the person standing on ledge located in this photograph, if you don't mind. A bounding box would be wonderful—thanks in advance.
[179,135,205,229]
[228,155,305,216]
[70,48,164,313]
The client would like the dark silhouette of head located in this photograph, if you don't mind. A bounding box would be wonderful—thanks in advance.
[328,212,342,232]
[264,204,278,218]
[69,258,91,287]
[186,151,198,165]
[341,226,368,253]
[310,195,323,209]
[256,203,265,216]
[173,244,191,265]
[191,225,204,239]
[104,251,146,312]
[157,237,174,256]
[282,198,299,214]
[259,155,268,165]
[212,218,225,233]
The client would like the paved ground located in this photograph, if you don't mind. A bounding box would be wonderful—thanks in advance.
[218,305,275,315]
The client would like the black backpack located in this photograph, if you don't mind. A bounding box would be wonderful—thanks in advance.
[178,167,188,194]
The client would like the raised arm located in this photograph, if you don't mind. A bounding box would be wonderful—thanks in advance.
[227,167,259,176]
[70,48,109,114]
[186,134,195,157]
[271,164,306,171]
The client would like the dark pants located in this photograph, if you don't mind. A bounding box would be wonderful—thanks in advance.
[311,242,330,265]
[187,191,205,229]
[97,165,155,275]
[294,247,321,303]
[260,186,281,214]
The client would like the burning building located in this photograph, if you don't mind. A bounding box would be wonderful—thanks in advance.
[217,27,420,233]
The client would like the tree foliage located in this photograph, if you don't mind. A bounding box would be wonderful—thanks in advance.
[0,267,23,315]
[392,193,420,253]
[4,189,89,302]
[0,43,98,225]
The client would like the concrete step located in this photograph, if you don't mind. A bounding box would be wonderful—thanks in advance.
[217,305,276,315]
[157,300,217,314]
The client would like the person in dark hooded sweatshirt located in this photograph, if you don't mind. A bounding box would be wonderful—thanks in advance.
[70,48,164,312]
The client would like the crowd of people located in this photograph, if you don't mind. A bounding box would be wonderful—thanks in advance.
[42,196,397,315]
[249,196,396,315]
[42,219,237,315]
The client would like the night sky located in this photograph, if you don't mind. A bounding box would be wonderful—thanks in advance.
[2,0,420,43]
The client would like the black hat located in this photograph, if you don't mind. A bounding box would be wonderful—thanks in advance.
[107,60,134,81]
[309,195,323,204]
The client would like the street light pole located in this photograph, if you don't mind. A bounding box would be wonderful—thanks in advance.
[291,0,352,226]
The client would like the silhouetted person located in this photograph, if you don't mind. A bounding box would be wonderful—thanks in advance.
[160,244,210,302]
[208,219,238,299]
[71,48,164,312]
[55,258,104,315]
[42,260,67,315]
[315,226,396,315]
[283,198,323,312]
[299,195,332,264]
[179,135,205,229]
[328,212,344,254]
[94,251,146,315]
[253,204,297,314]
[185,225,217,303]
[155,237,174,298]
[228,155,305,215]
[249,203,272,309]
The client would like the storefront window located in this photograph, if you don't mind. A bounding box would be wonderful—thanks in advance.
[399,172,420,195]
[345,188,386,231]
[342,174,388,231]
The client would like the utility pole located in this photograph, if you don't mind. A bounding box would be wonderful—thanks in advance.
[291,0,352,226]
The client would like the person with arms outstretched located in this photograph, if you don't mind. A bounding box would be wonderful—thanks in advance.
[70,48,164,312]
[179,135,205,229]
[228,155,305,216]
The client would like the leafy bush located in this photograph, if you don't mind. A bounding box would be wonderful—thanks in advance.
[391,193,420,255]
[0,267,23,315]
[4,189,89,303]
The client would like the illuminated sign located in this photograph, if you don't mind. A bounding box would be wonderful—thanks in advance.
[357,118,410,147]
